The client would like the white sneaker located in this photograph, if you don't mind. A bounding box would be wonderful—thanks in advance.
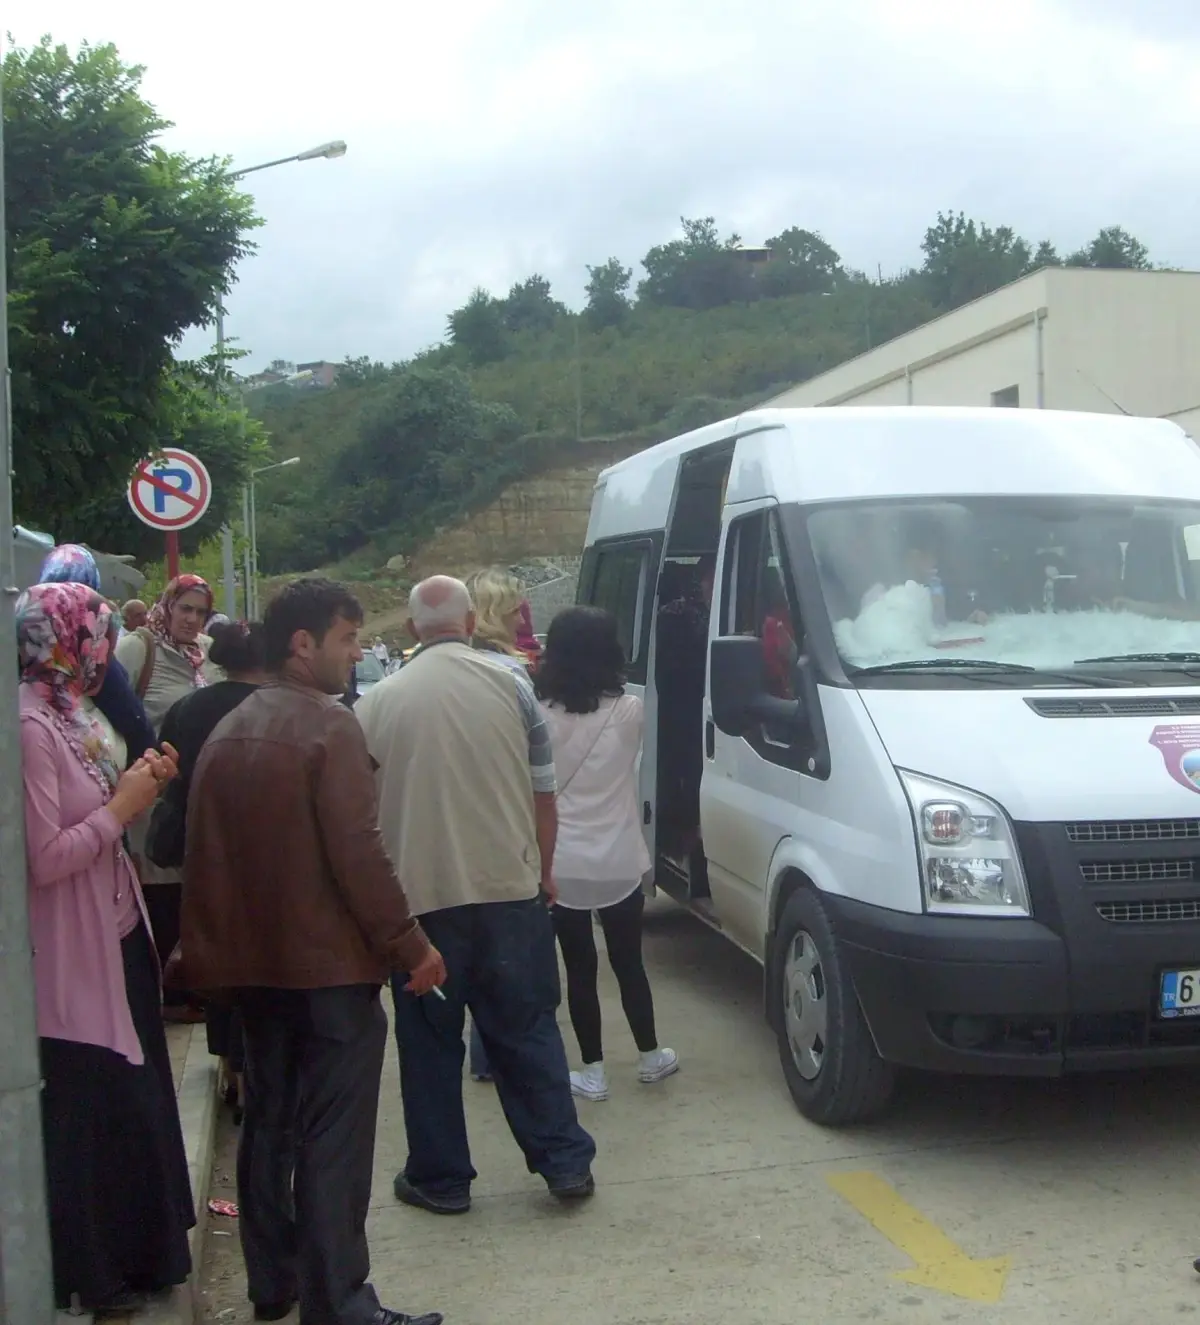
[638,1047,679,1083]
[570,1062,609,1101]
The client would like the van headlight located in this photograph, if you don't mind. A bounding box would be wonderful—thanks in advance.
[897,770,1031,917]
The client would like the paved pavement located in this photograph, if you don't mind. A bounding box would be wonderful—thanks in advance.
[198,896,1200,1324]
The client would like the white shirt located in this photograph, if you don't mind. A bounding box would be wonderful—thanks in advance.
[541,694,651,910]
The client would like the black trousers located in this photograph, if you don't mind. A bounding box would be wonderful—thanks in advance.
[552,887,658,1064]
[235,985,387,1325]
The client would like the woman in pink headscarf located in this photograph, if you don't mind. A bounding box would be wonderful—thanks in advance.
[18,582,193,1314]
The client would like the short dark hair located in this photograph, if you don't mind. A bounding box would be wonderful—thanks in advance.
[208,620,267,673]
[535,606,625,714]
[263,577,364,669]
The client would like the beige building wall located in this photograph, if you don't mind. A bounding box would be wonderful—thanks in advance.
[767,268,1200,429]
[769,270,1050,408]
[1042,268,1200,418]
[909,323,1038,407]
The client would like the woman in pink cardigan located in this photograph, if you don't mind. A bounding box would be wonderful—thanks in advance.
[17,582,194,1316]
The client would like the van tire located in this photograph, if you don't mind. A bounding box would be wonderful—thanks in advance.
[771,888,895,1126]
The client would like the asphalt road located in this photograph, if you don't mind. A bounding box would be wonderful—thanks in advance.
[200,895,1200,1324]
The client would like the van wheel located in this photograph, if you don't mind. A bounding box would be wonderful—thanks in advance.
[771,889,895,1126]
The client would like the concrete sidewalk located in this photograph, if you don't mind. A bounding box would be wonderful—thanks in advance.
[195,897,1200,1323]
[57,1020,219,1325]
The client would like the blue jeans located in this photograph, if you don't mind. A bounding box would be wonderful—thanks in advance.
[390,897,595,1201]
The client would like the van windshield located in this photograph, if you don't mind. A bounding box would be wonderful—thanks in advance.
[807,496,1200,678]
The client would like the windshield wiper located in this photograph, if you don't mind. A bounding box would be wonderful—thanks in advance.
[851,659,1035,675]
[850,658,1133,687]
[1074,652,1200,665]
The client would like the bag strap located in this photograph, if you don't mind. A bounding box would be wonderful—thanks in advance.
[555,701,618,799]
[134,627,156,698]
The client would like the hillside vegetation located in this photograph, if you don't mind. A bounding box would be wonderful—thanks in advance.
[250,213,1154,576]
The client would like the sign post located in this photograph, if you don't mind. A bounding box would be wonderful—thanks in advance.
[127,449,213,579]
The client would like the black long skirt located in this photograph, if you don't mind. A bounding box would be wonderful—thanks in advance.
[40,922,196,1310]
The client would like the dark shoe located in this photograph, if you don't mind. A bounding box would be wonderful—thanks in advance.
[373,1309,444,1325]
[254,1299,296,1322]
[393,1172,470,1215]
[91,1290,145,1319]
[548,1170,595,1200]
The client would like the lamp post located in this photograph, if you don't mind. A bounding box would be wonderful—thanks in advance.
[247,456,301,619]
[216,140,347,615]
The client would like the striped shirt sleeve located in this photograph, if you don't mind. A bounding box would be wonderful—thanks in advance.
[513,671,557,794]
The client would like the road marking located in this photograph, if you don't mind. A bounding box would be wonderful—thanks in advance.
[827,1170,1012,1304]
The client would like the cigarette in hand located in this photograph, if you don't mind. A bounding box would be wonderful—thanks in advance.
[429,986,446,1001]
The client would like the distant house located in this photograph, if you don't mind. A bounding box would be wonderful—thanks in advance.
[245,370,289,391]
[295,361,340,388]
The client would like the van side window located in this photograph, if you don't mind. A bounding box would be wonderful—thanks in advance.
[721,509,802,707]
[590,542,648,664]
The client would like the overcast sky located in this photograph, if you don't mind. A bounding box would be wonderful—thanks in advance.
[12,0,1200,370]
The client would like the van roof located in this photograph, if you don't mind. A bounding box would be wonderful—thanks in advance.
[585,407,1199,546]
[596,406,1190,485]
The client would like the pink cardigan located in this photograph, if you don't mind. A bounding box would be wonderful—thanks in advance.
[20,688,148,1065]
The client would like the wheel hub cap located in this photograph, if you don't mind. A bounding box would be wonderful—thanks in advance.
[783,930,827,1081]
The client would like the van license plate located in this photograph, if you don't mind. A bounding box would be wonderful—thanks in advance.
[1160,969,1200,1018]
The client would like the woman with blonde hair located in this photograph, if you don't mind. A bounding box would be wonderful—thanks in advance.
[465,567,531,670]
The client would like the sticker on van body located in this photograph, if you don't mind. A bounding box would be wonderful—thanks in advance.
[1149,724,1200,793]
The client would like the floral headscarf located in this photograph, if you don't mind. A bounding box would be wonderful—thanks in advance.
[38,543,102,591]
[146,574,213,684]
[16,582,121,793]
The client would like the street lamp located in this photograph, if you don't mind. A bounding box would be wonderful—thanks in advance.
[245,456,301,619]
[215,139,347,615]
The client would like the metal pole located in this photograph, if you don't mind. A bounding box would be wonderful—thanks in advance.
[240,484,252,619]
[216,305,237,617]
[0,80,56,1325]
[249,479,258,619]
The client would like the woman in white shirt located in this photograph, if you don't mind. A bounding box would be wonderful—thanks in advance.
[537,607,678,1101]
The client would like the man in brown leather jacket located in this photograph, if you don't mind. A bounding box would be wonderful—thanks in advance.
[181,578,446,1325]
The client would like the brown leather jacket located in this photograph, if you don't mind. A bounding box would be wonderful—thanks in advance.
[179,680,428,990]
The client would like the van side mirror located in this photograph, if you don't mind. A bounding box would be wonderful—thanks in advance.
[709,636,804,738]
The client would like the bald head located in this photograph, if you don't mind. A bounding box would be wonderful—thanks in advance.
[123,599,148,630]
[408,576,475,643]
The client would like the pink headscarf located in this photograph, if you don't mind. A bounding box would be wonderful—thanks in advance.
[515,599,541,656]
[16,582,121,793]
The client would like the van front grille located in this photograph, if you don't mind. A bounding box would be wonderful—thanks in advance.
[1096,899,1200,923]
[1066,819,1200,844]
[1080,859,1194,885]
[1027,696,1200,718]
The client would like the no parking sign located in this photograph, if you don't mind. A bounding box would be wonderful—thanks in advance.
[127,449,213,532]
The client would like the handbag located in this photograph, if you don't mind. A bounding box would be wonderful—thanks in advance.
[145,779,187,869]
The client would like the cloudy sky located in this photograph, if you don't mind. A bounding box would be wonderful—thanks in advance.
[12,0,1200,370]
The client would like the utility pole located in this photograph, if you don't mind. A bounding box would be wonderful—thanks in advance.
[0,83,56,1325]
[573,317,583,443]
[216,305,239,617]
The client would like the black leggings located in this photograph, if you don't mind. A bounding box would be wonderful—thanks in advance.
[552,888,657,1063]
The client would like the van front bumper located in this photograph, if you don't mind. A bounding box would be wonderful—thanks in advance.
[825,893,1200,1075]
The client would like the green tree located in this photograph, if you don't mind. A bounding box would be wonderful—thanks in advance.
[584,257,633,329]
[638,216,752,310]
[1067,225,1152,269]
[446,287,508,365]
[328,366,520,554]
[761,227,844,296]
[5,37,260,530]
[502,274,566,334]
[920,211,1032,309]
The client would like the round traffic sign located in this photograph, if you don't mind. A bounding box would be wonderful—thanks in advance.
[128,449,213,531]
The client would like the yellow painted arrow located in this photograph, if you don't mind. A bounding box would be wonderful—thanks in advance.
[827,1170,1012,1304]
